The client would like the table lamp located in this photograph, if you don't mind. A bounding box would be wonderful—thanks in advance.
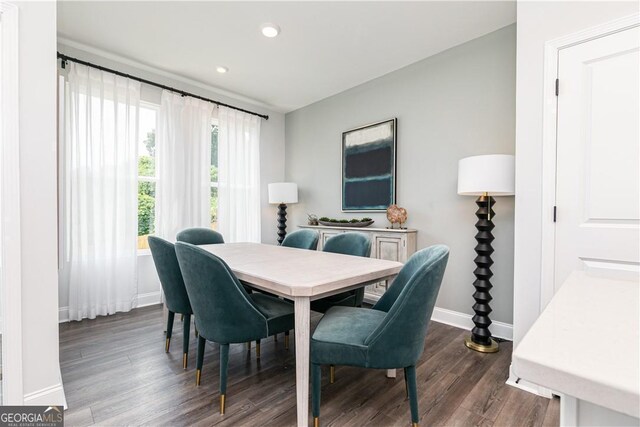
[458,154,515,353]
[268,182,298,245]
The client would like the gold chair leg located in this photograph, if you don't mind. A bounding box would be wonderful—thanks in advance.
[284,334,290,350]
[412,423,419,427]
[165,337,171,353]
[183,353,188,370]
[329,365,335,384]
[220,394,226,415]
[196,369,201,386]
[314,416,320,427]
[256,342,261,359]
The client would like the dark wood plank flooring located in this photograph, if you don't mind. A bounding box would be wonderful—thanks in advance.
[59,305,559,426]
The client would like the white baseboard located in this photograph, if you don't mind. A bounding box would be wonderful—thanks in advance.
[59,291,162,323]
[23,383,66,407]
[133,291,162,308]
[430,306,513,341]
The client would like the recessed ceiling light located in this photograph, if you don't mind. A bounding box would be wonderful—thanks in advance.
[261,23,280,38]
[216,66,228,74]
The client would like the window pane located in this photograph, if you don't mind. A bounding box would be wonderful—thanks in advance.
[138,181,156,249]
[211,123,218,183]
[138,106,157,177]
[210,186,218,230]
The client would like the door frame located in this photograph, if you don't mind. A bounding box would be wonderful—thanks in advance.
[0,0,24,404]
[540,13,640,310]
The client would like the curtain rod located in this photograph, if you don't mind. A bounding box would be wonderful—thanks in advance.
[57,52,269,121]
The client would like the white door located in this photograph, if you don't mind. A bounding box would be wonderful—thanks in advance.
[555,26,640,291]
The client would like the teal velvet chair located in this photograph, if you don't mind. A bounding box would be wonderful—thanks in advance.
[148,236,193,369]
[310,232,372,313]
[174,242,295,414]
[281,229,319,250]
[176,227,224,245]
[310,245,449,427]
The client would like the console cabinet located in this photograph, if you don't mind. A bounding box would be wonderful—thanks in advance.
[298,225,417,302]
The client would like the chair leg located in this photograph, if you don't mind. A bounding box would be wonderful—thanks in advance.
[284,330,290,350]
[406,365,419,426]
[274,334,278,342]
[219,344,230,415]
[165,311,175,352]
[256,339,261,359]
[196,336,206,386]
[312,363,322,426]
[183,313,191,369]
[329,365,335,384]
[404,367,409,398]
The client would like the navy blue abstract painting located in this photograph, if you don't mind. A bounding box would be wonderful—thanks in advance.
[342,119,396,211]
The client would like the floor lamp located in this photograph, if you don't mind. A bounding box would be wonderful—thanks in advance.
[268,182,298,245]
[457,154,515,353]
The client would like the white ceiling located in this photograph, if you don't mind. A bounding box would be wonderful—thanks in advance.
[57,1,516,113]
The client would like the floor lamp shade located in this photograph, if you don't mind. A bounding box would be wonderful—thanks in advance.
[268,183,298,204]
[458,154,515,196]
[457,154,514,354]
[268,183,298,245]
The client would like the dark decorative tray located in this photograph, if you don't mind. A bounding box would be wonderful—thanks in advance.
[318,220,375,228]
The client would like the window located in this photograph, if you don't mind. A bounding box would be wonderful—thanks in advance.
[137,103,158,250]
[210,120,219,230]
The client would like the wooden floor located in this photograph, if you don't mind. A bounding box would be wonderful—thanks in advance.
[60,305,559,426]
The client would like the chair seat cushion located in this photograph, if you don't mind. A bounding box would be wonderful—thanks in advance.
[311,306,386,366]
[249,293,295,336]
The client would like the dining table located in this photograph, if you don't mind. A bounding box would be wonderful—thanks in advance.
[198,242,404,427]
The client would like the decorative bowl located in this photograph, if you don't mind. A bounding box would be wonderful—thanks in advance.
[318,220,374,228]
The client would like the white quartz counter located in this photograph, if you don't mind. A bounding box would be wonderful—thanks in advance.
[513,271,639,419]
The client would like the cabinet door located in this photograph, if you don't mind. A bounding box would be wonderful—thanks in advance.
[318,230,343,251]
[366,235,406,298]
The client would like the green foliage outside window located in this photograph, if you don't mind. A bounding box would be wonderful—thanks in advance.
[138,131,156,237]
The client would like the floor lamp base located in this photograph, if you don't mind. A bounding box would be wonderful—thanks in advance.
[465,336,499,353]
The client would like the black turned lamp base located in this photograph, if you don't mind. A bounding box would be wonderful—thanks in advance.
[466,194,500,354]
[464,336,499,353]
[276,203,287,245]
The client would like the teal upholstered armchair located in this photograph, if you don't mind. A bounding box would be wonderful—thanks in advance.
[281,229,319,250]
[310,232,372,313]
[176,227,224,245]
[148,236,194,369]
[310,245,449,427]
[174,242,295,414]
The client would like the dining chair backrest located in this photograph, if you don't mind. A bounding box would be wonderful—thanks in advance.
[281,229,319,250]
[366,245,449,367]
[322,232,371,258]
[174,242,268,343]
[148,236,192,315]
[176,227,225,245]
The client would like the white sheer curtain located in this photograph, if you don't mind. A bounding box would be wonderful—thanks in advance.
[60,63,139,321]
[217,106,261,242]
[156,91,213,240]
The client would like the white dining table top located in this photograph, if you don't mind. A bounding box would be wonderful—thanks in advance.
[198,242,403,299]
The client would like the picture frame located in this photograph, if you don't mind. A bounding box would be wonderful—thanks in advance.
[342,118,397,212]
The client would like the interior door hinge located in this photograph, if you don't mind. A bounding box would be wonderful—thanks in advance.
[553,206,557,222]
[555,79,559,96]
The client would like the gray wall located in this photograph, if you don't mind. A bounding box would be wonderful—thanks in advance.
[285,25,516,324]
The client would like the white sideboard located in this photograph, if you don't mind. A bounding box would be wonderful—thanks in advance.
[298,225,417,302]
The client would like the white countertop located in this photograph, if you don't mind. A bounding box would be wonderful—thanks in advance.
[513,271,639,418]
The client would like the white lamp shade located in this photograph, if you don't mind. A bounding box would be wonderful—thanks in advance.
[268,182,298,204]
[457,154,515,196]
